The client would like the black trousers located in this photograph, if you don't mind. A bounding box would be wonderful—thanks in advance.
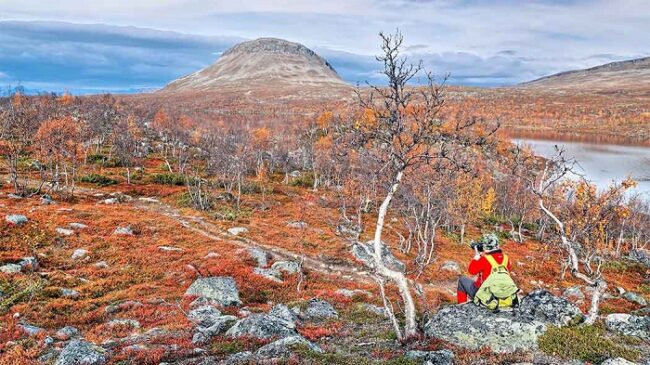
[458,276,478,299]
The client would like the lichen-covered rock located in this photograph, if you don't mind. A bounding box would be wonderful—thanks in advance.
[188,306,222,327]
[192,315,237,344]
[5,214,28,225]
[405,349,455,365]
[253,267,283,282]
[55,326,80,341]
[19,323,46,336]
[71,249,90,261]
[226,313,296,339]
[518,290,584,326]
[622,292,647,306]
[55,339,106,365]
[605,313,649,340]
[224,351,255,365]
[113,226,134,236]
[60,288,80,298]
[56,228,75,236]
[629,249,650,268]
[351,240,406,273]
[247,247,271,267]
[227,227,248,236]
[600,358,639,365]
[269,304,299,323]
[271,261,301,274]
[360,303,388,318]
[304,298,338,320]
[185,277,241,307]
[255,335,322,359]
[18,256,39,272]
[0,263,22,274]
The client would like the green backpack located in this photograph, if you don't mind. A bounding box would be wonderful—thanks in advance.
[474,254,519,310]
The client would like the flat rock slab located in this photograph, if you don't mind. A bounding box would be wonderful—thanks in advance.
[5,214,28,225]
[55,339,106,365]
[351,240,406,273]
[185,277,241,307]
[226,313,297,339]
[605,313,649,340]
[304,298,338,320]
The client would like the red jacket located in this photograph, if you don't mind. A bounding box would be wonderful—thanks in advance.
[468,251,511,288]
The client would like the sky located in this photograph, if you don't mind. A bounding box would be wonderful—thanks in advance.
[0,0,648,94]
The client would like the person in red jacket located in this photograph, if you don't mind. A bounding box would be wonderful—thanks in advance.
[457,233,511,304]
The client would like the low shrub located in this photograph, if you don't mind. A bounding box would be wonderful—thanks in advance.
[80,173,118,187]
[150,173,186,186]
[289,172,315,188]
[538,325,640,363]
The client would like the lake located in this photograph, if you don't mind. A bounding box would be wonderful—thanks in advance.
[514,138,650,201]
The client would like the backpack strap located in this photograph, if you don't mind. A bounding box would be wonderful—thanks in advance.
[485,254,509,272]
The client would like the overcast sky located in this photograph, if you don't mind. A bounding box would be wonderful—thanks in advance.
[1,0,648,94]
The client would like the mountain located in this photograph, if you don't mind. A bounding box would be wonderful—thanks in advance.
[520,57,650,94]
[161,38,351,97]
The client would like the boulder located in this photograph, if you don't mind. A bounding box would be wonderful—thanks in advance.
[192,315,237,344]
[18,257,39,272]
[106,319,140,329]
[5,214,28,225]
[55,326,80,341]
[518,290,584,326]
[304,298,338,320]
[71,249,90,261]
[56,228,75,236]
[226,313,297,339]
[54,339,106,365]
[188,306,222,327]
[424,304,547,353]
[227,227,248,236]
[441,260,461,274]
[93,261,109,269]
[18,323,46,336]
[287,221,308,229]
[360,303,388,318]
[253,267,283,282]
[113,226,134,236]
[256,335,322,359]
[605,314,649,340]
[224,351,255,365]
[247,247,271,267]
[185,277,241,307]
[336,289,371,298]
[600,358,639,365]
[69,223,88,230]
[629,249,650,268]
[351,240,406,273]
[622,292,647,306]
[0,263,22,274]
[405,349,455,365]
[60,288,80,298]
[269,304,299,324]
[271,261,301,274]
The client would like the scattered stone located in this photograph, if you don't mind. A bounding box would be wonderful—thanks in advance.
[55,339,106,365]
[518,290,584,326]
[269,304,299,324]
[227,227,248,236]
[600,358,639,365]
[138,197,160,204]
[158,246,184,252]
[336,289,371,298]
[18,323,46,337]
[287,221,308,229]
[205,252,219,259]
[622,292,647,306]
[185,277,241,307]
[93,261,109,269]
[351,240,406,273]
[226,313,297,339]
[69,223,88,230]
[99,198,119,205]
[192,315,237,344]
[59,288,80,298]
[304,298,338,320]
[113,226,134,236]
[107,319,141,329]
[56,228,75,236]
[104,300,143,314]
[55,326,80,341]
[247,247,271,267]
[256,335,322,359]
[605,313,649,340]
[188,306,223,328]
[405,349,455,365]
[224,351,254,365]
[0,263,22,274]
[71,249,90,261]
[271,261,301,274]
[5,214,28,225]
[562,286,585,302]
[441,260,461,274]
[41,195,55,205]
[253,267,283,282]
[18,257,39,272]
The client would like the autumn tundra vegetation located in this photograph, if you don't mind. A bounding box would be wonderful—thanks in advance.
[0,32,649,364]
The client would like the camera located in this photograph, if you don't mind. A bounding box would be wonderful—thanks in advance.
[470,241,484,252]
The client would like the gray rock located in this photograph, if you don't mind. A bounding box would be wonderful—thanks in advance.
[405,349,455,365]
[55,339,106,365]
[248,247,271,267]
[605,313,649,340]
[188,306,222,327]
[56,228,75,236]
[5,214,28,225]
[269,304,299,323]
[562,286,585,301]
[0,263,22,274]
[158,246,184,252]
[60,288,80,298]
[71,249,90,261]
[304,298,338,320]
[441,260,461,274]
[253,267,283,282]
[104,300,143,314]
[360,303,388,318]
[622,292,647,306]
[226,313,297,339]
[600,358,639,365]
[227,227,248,236]
[18,256,39,271]
[256,335,322,359]
[224,351,254,365]
[287,221,308,229]
[336,289,371,298]
[55,326,80,341]
[41,195,55,205]
[271,261,301,274]
[352,240,406,273]
[518,290,585,326]
[185,277,241,307]
[69,223,88,230]
[629,249,650,268]
[193,315,237,343]
[107,319,140,329]
[424,304,547,353]
[19,323,46,336]
[113,226,134,235]
[93,261,109,269]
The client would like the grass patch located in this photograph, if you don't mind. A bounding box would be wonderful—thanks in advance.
[539,325,641,363]
[80,173,118,187]
[150,173,187,186]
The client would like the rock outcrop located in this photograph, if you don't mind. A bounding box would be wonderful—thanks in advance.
[226,313,296,339]
[185,277,241,307]
[55,339,106,365]
[351,240,406,273]
[605,313,649,340]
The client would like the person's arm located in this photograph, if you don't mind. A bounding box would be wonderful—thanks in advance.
[468,256,483,275]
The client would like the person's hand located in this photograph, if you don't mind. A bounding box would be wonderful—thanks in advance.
[473,253,481,261]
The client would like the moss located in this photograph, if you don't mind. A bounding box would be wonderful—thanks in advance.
[538,325,640,363]
[80,173,118,187]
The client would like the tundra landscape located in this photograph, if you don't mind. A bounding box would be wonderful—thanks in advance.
[0,2,649,365]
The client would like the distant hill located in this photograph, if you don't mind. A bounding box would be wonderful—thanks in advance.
[160,38,352,101]
[520,57,650,94]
